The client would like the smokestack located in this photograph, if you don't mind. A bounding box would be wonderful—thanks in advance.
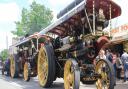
[6,32,8,49]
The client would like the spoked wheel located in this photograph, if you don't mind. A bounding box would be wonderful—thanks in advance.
[10,55,19,78]
[96,59,115,89]
[38,45,55,88]
[23,62,30,81]
[64,59,80,89]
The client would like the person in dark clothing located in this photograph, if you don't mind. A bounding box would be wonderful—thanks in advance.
[116,53,123,79]
[106,49,113,63]
[121,49,128,82]
[3,58,10,76]
[112,52,118,81]
[106,49,116,85]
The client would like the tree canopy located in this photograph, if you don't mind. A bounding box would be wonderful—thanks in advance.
[0,49,9,61]
[12,1,53,37]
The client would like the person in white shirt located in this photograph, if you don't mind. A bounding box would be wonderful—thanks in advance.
[96,49,106,62]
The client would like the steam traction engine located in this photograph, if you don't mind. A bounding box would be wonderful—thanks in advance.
[37,0,121,89]
[9,33,51,81]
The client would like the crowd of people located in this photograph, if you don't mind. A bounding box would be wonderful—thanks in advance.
[97,48,128,83]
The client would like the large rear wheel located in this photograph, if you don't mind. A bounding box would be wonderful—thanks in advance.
[64,59,80,89]
[10,54,19,78]
[38,45,55,88]
[96,59,115,89]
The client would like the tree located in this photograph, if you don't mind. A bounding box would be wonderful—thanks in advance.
[0,49,9,61]
[12,1,53,37]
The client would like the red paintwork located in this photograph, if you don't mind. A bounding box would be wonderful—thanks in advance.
[96,36,110,51]
[86,0,121,20]
[28,33,50,41]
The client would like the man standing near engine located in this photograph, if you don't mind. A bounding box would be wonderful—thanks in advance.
[121,49,128,82]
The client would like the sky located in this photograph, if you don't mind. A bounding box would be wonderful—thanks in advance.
[0,0,128,52]
[0,0,74,52]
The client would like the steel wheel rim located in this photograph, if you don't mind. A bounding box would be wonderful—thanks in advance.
[96,60,110,89]
[38,46,48,86]
[64,60,74,89]
[24,62,29,81]
[10,56,15,78]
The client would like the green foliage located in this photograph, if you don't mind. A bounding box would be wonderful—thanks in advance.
[11,21,27,36]
[0,49,9,61]
[12,1,53,37]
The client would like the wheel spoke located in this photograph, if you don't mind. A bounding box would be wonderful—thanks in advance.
[39,71,44,79]
[96,79,102,89]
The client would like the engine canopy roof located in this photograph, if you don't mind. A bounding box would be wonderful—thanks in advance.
[39,0,121,37]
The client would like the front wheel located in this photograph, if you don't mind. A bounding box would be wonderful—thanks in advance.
[96,59,115,89]
[64,59,80,89]
[23,62,30,81]
[38,45,55,88]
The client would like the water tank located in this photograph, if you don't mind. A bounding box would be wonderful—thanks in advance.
[57,0,84,19]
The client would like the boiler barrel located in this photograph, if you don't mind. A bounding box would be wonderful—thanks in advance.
[57,0,84,19]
